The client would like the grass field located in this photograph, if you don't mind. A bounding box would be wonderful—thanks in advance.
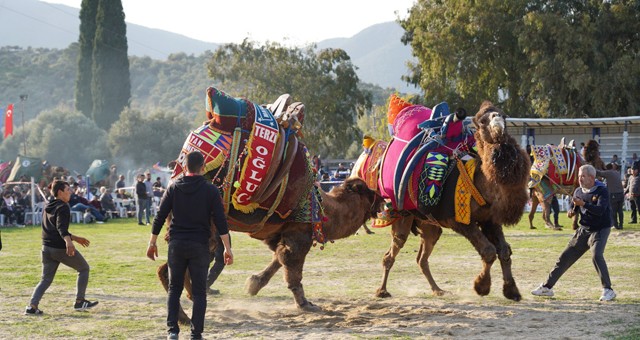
[0,212,639,339]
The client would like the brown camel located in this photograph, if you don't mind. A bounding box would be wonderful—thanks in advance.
[155,88,383,324]
[528,139,604,230]
[157,178,382,323]
[364,101,531,301]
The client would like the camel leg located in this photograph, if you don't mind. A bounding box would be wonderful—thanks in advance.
[277,229,317,311]
[480,222,521,301]
[541,197,555,229]
[451,222,497,297]
[416,221,445,296]
[157,263,190,325]
[245,238,282,296]
[361,220,375,234]
[528,192,539,229]
[375,216,412,298]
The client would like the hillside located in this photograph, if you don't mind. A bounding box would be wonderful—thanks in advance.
[0,0,417,93]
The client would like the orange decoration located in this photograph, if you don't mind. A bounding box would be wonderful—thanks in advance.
[387,94,412,125]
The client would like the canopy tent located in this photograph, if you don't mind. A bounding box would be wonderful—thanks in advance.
[6,155,42,182]
[86,159,111,185]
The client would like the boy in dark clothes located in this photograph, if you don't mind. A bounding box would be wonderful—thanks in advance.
[25,180,98,315]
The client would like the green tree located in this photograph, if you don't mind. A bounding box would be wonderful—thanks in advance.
[519,1,640,117]
[107,108,191,165]
[91,0,130,129]
[400,0,530,115]
[0,108,109,172]
[207,40,372,158]
[75,0,98,118]
[401,0,640,118]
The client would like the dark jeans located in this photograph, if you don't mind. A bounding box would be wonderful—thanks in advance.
[544,226,612,290]
[551,196,560,225]
[71,203,105,221]
[29,245,90,306]
[609,192,624,228]
[631,196,639,222]
[137,198,150,224]
[167,240,209,337]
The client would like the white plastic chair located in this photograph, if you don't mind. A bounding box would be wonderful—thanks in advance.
[24,202,45,225]
[70,210,84,224]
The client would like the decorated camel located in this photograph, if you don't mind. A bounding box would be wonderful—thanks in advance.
[527,139,604,230]
[155,88,383,323]
[353,97,530,300]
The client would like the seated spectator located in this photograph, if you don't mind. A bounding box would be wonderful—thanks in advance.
[117,188,132,199]
[116,174,126,190]
[333,163,350,180]
[99,187,117,213]
[1,191,25,225]
[76,174,86,189]
[321,173,330,181]
[69,186,107,222]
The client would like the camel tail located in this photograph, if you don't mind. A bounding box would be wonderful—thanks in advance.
[157,262,169,293]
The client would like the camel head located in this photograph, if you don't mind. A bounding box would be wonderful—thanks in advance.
[583,139,605,170]
[326,178,385,220]
[472,101,508,144]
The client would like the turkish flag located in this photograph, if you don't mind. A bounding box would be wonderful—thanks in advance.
[4,104,13,138]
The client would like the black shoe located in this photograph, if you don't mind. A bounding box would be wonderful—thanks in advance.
[138,222,145,226]
[191,333,202,340]
[74,299,98,311]
[24,306,43,315]
[207,288,220,295]
[167,332,179,340]
[630,221,637,224]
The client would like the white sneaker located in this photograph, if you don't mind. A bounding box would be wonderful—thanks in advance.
[600,288,616,301]
[531,284,554,297]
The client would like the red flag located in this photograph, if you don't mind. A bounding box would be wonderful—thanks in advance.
[4,104,13,138]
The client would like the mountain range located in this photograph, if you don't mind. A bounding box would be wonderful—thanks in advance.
[0,0,417,93]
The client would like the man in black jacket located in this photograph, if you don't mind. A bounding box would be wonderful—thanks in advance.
[146,151,233,340]
[25,180,98,315]
[136,174,150,225]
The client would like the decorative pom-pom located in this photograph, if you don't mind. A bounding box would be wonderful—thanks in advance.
[233,181,240,188]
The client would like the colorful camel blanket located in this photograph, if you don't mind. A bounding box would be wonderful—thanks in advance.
[454,158,486,224]
[379,102,475,211]
[173,87,313,232]
[529,144,579,189]
[353,139,387,191]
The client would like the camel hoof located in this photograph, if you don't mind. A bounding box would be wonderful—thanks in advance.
[298,301,322,312]
[366,230,375,235]
[474,275,491,296]
[245,275,262,296]
[375,289,392,298]
[432,289,447,297]
[503,283,522,301]
[529,226,536,229]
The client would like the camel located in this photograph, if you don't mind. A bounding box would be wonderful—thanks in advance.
[155,87,384,324]
[357,101,531,301]
[157,177,381,323]
[527,139,604,230]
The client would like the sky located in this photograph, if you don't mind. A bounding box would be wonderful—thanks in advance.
[42,0,416,45]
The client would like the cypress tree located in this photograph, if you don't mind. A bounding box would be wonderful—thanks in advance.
[91,0,130,130]
[75,0,98,118]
